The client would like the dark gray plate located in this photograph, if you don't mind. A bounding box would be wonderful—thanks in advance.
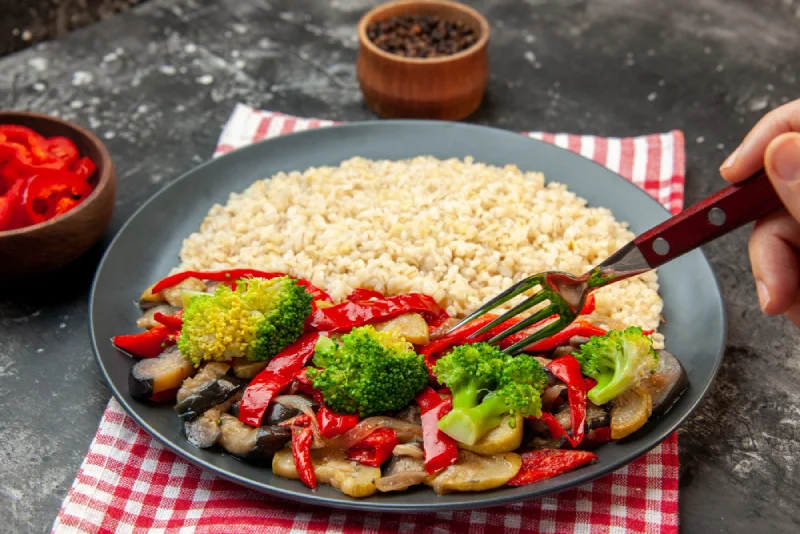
[90,121,725,512]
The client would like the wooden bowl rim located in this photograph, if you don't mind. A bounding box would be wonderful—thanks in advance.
[357,0,490,64]
[0,110,115,237]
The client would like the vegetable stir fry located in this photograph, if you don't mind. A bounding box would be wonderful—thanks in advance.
[115,269,687,497]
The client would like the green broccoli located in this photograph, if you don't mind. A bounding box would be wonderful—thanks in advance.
[306,325,429,417]
[434,343,548,446]
[178,276,312,367]
[574,326,659,405]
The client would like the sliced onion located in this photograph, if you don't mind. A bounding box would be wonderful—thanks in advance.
[375,472,427,492]
[541,384,567,411]
[392,443,425,459]
[273,395,323,445]
[325,417,423,449]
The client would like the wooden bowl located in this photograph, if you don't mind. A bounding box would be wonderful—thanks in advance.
[357,0,490,120]
[0,111,116,280]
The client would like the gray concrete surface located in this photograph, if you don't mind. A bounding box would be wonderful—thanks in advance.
[1,0,799,531]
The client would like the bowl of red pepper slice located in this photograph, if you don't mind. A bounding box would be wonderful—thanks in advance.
[0,110,115,280]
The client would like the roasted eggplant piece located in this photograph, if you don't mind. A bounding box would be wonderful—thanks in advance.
[586,402,610,430]
[176,362,230,403]
[217,414,291,464]
[644,350,689,417]
[175,376,245,422]
[183,390,244,448]
[129,347,195,402]
[229,400,304,426]
[610,385,653,440]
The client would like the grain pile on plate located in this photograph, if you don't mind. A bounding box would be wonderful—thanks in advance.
[178,156,664,347]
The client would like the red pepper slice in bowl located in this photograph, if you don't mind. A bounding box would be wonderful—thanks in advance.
[23,169,93,225]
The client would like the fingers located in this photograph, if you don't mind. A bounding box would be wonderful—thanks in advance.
[720,99,800,183]
[748,210,800,314]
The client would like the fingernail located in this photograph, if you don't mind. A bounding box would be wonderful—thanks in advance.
[719,146,740,172]
[757,280,770,311]
[771,135,800,182]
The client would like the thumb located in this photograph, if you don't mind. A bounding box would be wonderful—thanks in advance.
[764,132,800,221]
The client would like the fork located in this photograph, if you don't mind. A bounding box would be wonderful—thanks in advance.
[447,169,783,355]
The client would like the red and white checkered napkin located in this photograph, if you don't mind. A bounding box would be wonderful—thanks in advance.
[54,104,685,534]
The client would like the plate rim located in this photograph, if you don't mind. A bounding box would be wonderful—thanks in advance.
[89,119,726,511]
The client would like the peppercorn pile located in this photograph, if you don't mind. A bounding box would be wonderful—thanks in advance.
[366,15,478,58]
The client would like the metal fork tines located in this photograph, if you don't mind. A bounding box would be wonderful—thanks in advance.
[446,272,579,356]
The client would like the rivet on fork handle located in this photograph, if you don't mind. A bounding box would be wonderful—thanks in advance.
[634,169,782,269]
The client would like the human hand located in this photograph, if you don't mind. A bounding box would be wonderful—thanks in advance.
[719,99,800,324]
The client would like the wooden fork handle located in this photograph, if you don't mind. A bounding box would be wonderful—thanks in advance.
[634,169,783,269]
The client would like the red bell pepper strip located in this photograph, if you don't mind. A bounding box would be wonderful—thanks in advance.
[316,406,360,439]
[579,426,613,450]
[292,367,326,404]
[23,169,93,224]
[584,377,597,391]
[112,325,178,358]
[238,332,320,426]
[44,136,79,166]
[307,293,449,333]
[579,293,596,315]
[511,320,607,353]
[415,387,459,474]
[507,449,599,486]
[291,425,316,489]
[149,269,332,302]
[346,428,399,467]
[346,288,384,302]
[70,156,96,180]
[279,414,312,428]
[548,355,587,448]
[533,412,569,442]
[0,178,26,231]
[153,311,184,331]
[415,386,445,413]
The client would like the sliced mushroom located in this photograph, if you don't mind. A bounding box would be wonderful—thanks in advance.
[272,447,382,498]
[176,362,230,403]
[391,442,425,459]
[424,450,522,495]
[230,357,269,380]
[610,385,653,440]
[129,347,195,402]
[642,350,688,418]
[217,414,291,464]
[377,455,427,492]
[374,313,430,345]
[174,375,245,422]
[460,414,523,455]
[136,304,181,330]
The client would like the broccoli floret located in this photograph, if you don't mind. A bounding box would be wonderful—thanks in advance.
[574,326,659,405]
[434,343,547,446]
[178,276,312,367]
[306,326,429,417]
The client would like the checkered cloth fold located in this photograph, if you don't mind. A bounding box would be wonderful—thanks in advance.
[54,104,685,533]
